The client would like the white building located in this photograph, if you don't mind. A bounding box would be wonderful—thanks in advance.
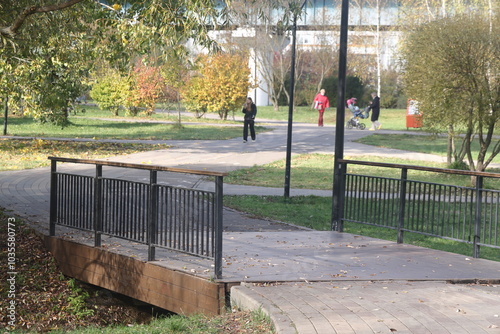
[208,1,404,105]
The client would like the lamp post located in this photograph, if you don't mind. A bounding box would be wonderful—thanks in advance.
[331,0,349,231]
[284,0,307,199]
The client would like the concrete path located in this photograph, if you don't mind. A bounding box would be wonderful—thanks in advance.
[2,116,500,334]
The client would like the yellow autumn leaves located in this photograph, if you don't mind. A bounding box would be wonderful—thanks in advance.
[182,53,256,120]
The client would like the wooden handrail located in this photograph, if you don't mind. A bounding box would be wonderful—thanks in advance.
[339,159,500,178]
[48,156,228,177]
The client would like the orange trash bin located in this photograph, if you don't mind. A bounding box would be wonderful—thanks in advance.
[406,99,422,129]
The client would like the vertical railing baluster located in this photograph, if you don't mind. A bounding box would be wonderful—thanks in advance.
[94,165,103,247]
[190,191,195,254]
[345,174,351,221]
[398,168,407,244]
[167,187,172,249]
[195,191,200,255]
[495,192,499,246]
[214,175,223,279]
[474,175,483,258]
[148,170,158,261]
[338,162,347,232]
[198,190,202,254]
[206,193,212,256]
[49,160,57,236]
[112,180,116,235]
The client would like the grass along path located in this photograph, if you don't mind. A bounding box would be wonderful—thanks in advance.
[73,104,411,129]
[225,153,500,190]
[356,133,500,164]
[0,139,171,171]
[4,116,267,141]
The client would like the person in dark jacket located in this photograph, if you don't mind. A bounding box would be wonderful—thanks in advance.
[242,97,257,142]
[368,92,381,130]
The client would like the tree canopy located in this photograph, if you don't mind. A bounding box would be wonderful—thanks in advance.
[182,52,253,120]
[400,13,499,172]
[0,0,232,125]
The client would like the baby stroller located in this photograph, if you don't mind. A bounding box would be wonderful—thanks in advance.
[346,106,370,130]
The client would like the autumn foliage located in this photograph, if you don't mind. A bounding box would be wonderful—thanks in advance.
[182,53,253,120]
[129,60,165,115]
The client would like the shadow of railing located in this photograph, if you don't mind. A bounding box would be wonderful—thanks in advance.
[338,159,500,258]
[48,157,226,278]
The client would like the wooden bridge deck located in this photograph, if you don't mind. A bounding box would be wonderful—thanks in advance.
[44,226,500,317]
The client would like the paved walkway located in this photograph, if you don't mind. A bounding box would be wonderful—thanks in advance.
[2,116,500,334]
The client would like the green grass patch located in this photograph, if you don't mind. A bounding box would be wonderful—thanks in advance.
[356,133,500,164]
[226,153,336,189]
[4,116,266,140]
[226,153,500,190]
[50,310,274,334]
[76,105,240,124]
[223,195,500,262]
[224,194,331,231]
[0,139,170,171]
[255,106,409,129]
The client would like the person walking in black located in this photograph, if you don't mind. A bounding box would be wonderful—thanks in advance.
[242,97,257,142]
[368,92,381,130]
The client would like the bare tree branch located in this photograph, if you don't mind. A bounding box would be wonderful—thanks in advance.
[1,0,87,39]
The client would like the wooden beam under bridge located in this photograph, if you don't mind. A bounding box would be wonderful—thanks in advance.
[44,236,226,315]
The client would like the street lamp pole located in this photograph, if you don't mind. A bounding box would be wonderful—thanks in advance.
[284,0,307,199]
[331,0,349,231]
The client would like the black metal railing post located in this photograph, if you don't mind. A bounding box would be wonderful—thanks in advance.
[332,0,349,231]
[397,168,408,244]
[214,175,224,279]
[94,165,103,247]
[474,175,483,258]
[336,161,347,232]
[49,160,57,236]
[148,170,158,261]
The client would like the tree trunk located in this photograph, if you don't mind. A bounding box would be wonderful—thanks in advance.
[376,0,381,96]
[3,96,8,136]
[447,133,452,165]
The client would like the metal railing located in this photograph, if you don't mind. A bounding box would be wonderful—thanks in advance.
[49,157,226,278]
[338,159,500,258]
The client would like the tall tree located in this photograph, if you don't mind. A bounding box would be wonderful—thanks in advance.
[400,14,499,173]
[399,0,498,164]
[0,0,231,125]
[1,1,101,125]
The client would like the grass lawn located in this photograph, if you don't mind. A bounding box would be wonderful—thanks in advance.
[75,103,411,129]
[51,311,273,334]
[4,115,267,140]
[0,139,171,171]
[356,133,500,164]
[250,106,410,130]
[225,153,500,190]
[76,105,240,124]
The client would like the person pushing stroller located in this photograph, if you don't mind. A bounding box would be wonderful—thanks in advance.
[345,97,370,130]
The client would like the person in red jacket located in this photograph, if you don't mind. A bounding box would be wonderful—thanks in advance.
[312,89,330,127]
